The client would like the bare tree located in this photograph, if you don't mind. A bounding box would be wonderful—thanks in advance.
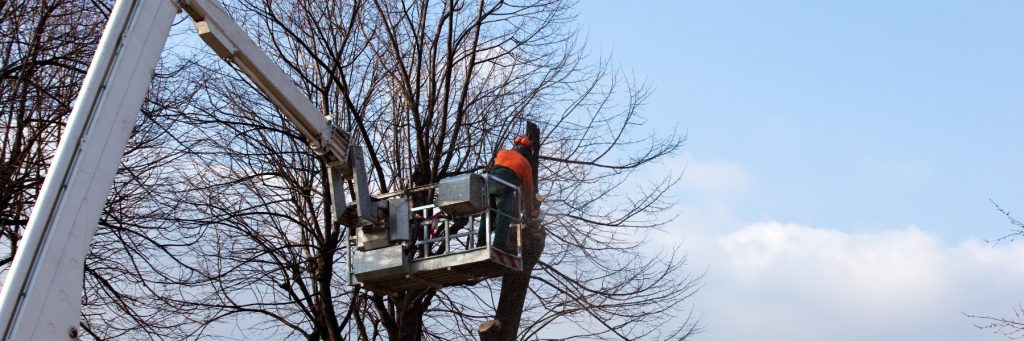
[0,1,224,338]
[79,57,221,339]
[966,201,1024,339]
[2,0,700,339]
[149,0,700,339]
[0,0,110,274]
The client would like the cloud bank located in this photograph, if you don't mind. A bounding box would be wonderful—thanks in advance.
[689,222,1024,341]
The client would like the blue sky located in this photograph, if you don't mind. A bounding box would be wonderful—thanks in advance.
[579,1,1024,340]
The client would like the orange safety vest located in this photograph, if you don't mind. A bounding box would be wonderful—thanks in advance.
[493,149,534,199]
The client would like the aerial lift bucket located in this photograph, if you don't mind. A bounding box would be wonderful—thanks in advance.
[347,173,523,293]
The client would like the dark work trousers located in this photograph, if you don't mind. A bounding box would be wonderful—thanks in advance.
[477,166,520,249]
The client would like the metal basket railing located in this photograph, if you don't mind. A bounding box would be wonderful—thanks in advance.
[409,173,522,259]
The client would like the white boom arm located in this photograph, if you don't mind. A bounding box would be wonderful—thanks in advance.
[0,0,365,339]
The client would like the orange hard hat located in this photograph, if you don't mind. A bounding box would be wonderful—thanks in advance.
[514,136,531,148]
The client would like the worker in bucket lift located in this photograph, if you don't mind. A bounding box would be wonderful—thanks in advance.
[478,136,535,253]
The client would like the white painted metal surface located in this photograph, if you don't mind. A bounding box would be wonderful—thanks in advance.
[185,0,365,230]
[182,0,350,163]
[0,0,177,339]
[0,0,358,339]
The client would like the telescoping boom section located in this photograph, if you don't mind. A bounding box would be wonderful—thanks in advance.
[0,0,520,339]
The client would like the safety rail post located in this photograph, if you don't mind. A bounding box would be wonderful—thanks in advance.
[516,223,523,257]
[421,207,430,257]
[481,172,522,254]
[442,209,451,255]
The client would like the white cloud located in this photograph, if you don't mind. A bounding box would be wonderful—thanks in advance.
[678,156,751,199]
[685,221,1024,341]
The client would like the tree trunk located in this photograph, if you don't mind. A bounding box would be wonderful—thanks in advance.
[478,320,501,341]
[395,288,434,341]
[491,122,543,340]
